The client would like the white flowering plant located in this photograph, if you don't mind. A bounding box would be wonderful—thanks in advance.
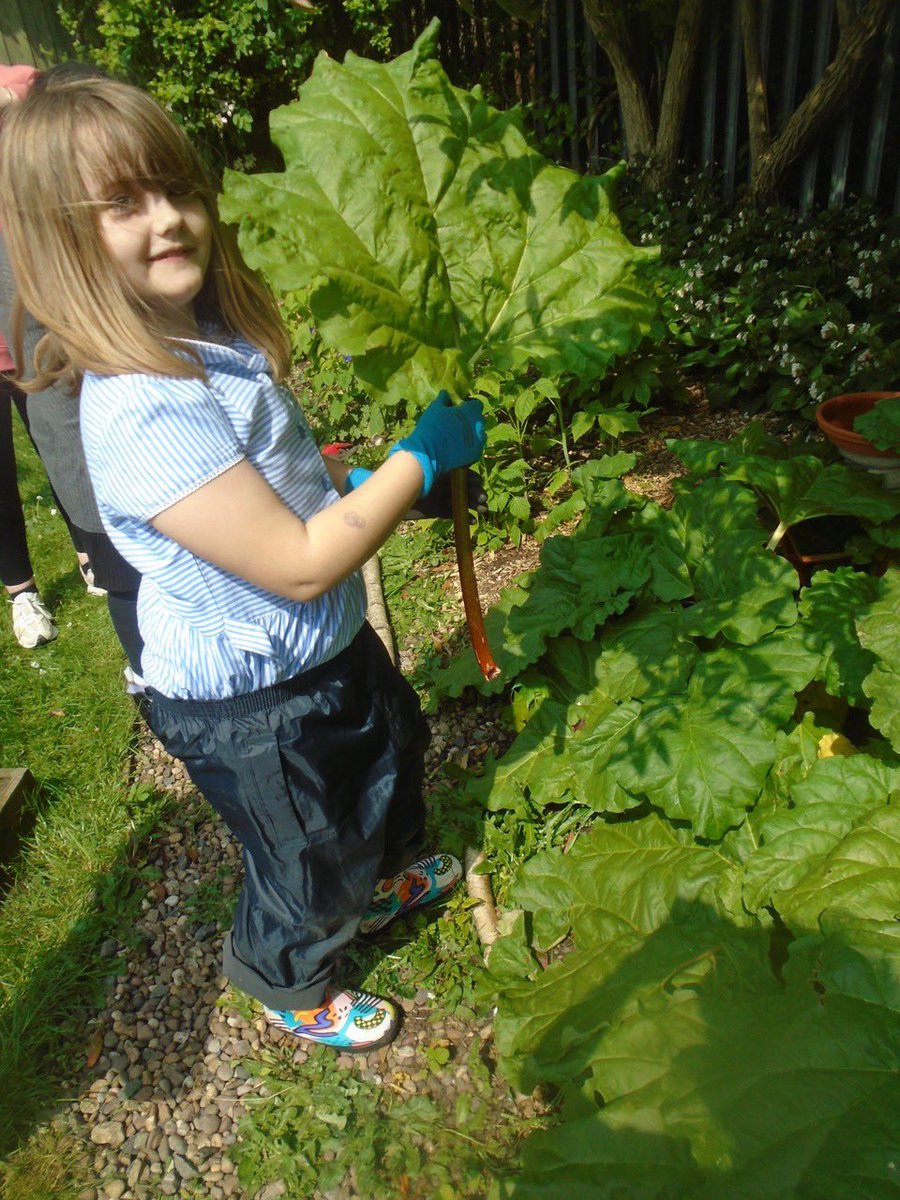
[619,172,900,417]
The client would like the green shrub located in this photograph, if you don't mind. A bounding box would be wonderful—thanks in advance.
[56,0,407,170]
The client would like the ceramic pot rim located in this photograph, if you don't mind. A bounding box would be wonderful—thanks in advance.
[816,391,900,459]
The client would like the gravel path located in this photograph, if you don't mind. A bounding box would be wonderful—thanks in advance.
[64,696,520,1200]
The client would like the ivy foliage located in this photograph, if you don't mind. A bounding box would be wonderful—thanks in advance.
[55,0,407,168]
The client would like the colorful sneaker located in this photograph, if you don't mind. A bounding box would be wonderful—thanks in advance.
[264,987,398,1052]
[359,852,463,936]
[10,590,57,649]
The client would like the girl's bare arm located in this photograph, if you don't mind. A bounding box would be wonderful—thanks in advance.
[151,453,424,601]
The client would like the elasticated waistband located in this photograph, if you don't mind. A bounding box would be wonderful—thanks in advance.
[146,626,364,720]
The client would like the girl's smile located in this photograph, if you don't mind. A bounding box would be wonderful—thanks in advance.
[95,183,212,335]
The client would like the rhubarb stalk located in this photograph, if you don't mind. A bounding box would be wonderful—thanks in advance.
[451,468,500,681]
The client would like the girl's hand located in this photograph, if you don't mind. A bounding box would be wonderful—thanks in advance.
[388,391,485,496]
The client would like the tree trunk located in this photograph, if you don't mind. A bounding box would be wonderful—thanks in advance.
[581,0,655,158]
[646,0,705,189]
[740,0,770,179]
[748,0,891,203]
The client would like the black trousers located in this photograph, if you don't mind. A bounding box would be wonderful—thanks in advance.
[0,374,82,587]
[147,623,430,1010]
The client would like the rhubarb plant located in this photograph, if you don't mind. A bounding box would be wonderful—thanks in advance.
[435,441,900,1197]
[855,397,900,452]
[668,423,900,551]
[219,20,658,410]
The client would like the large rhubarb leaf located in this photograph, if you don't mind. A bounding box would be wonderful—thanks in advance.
[777,805,900,930]
[468,693,639,816]
[741,755,900,917]
[667,423,795,476]
[493,811,900,1200]
[798,567,880,705]
[691,623,819,724]
[607,695,775,839]
[857,567,900,752]
[667,439,900,548]
[434,522,653,696]
[502,985,899,1200]
[220,22,658,406]
[492,815,748,1084]
[549,607,696,704]
[721,455,900,549]
[645,479,799,642]
[787,923,900,1012]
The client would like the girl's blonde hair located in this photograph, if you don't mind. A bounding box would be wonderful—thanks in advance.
[0,77,291,389]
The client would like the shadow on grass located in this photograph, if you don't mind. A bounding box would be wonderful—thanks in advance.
[0,781,177,1159]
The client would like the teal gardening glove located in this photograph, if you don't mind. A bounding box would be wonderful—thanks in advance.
[387,390,486,496]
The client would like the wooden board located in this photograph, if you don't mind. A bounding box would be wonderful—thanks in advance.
[0,767,33,833]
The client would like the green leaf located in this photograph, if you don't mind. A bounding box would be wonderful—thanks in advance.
[798,567,881,706]
[434,524,652,696]
[786,923,900,1012]
[689,624,820,728]
[492,815,748,1087]
[775,804,900,931]
[722,454,900,548]
[570,410,595,442]
[854,397,900,452]
[501,903,900,1199]
[550,606,696,705]
[741,754,900,919]
[857,567,900,752]
[608,685,778,839]
[644,478,799,640]
[682,551,799,645]
[220,22,658,405]
[471,686,641,816]
[667,422,793,476]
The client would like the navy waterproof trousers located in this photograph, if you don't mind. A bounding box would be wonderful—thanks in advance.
[147,623,430,1010]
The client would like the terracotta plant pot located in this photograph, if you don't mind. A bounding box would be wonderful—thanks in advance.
[816,391,900,489]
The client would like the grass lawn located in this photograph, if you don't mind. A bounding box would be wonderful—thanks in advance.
[0,418,170,1195]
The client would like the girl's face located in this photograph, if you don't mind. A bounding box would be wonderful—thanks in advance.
[95,183,212,335]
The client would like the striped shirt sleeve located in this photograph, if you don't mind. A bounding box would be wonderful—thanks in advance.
[82,374,245,521]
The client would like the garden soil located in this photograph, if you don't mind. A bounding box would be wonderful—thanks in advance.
[58,398,784,1200]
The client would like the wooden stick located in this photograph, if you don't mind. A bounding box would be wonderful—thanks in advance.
[362,554,396,665]
[464,846,500,960]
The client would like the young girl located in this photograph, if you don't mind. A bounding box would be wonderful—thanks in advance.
[0,78,486,1051]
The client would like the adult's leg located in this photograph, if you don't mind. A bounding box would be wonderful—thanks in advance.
[0,376,36,589]
[72,526,143,674]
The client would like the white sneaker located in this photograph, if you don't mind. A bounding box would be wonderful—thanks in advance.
[123,666,147,695]
[79,562,107,596]
[10,591,58,649]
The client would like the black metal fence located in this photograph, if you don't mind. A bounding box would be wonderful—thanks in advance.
[4,0,898,212]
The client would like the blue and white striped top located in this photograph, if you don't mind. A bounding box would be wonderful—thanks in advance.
[80,332,366,700]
